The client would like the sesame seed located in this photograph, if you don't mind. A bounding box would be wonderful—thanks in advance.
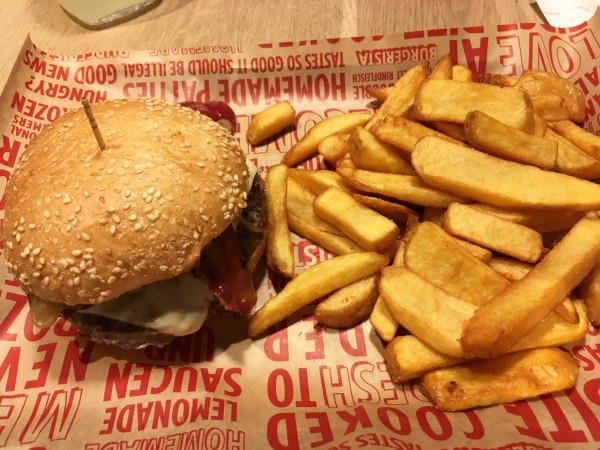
[128,214,137,221]
[99,218,109,225]
[43,277,49,286]
[159,265,168,271]
[193,231,200,239]
[31,248,41,256]
[32,272,40,278]
[106,207,116,213]
[107,276,116,284]
[109,226,116,236]
[113,215,121,224]
[6,241,12,250]
[62,195,73,205]
[15,234,21,243]
[201,215,209,222]
[43,210,50,218]
[28,224,36,230]
[73,277,80,285]
[82,233,90,242]
[134,223,143,231]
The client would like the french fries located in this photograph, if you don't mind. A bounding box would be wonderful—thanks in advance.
[347,126,415,175]
[413,78,534,132]
[515,70,585,123]
[314,274,379,328]
[347,169,466,208]
[247,101,296,145]
[412,136,600,211]
[283,112,370,166]
[421,348,579,411]
[313,187,399,252]
[464,110,558,169]
[380,266,476,358]
[366,62,429,128]
[248,252,388,337]
[461,217,600,358]
[265,165,295,278]
[255,59,600,412]
[442,203,543,263]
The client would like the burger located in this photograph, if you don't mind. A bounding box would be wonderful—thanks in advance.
[2,97,265,349]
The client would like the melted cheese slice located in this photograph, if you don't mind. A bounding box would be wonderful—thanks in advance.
[82,273,212,336]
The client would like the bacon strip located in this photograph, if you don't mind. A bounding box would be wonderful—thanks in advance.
[192,225,257,317]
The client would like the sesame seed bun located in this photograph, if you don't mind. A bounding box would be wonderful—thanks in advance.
[3,98,249,306]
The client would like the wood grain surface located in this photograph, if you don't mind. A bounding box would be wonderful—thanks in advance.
[0,1,543,94]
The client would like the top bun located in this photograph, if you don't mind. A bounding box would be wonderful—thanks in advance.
[3,98,249,305]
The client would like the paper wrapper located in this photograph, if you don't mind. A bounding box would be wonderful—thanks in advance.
[1,14,600,450]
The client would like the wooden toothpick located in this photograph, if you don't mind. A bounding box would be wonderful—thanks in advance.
[81,97,106,150]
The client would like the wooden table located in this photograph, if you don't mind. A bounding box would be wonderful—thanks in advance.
[0,1,542,94]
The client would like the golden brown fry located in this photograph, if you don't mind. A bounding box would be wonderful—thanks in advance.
[353,194,420,225]
[478,72,517,87]
[247,101,296,145]
[412,136,600,211]
[533,112,547,137]
[380,266,476,358]
[405,222,509,306]
[461,218,600,358]
[546,128,600,180]
[313,187,399,252]
[371,115,465,155]
[549,119,600,161]
[413,79,534,132]
[452,65,473,82]
[366,62,429,128]
[348,126,415,175]
[286,178,364,255]
[367,86,392,102]
[516,70,585,123]
[288,168,353,195]
[335,154,358,178]
[428,122,468,142]
[315,274,379,328]
[442,203,543,263]
[421,348,579,411]
[283,113,370,166]
[385,301,588,383]
[469,203,585,233]
[430,54,453,80]
[370,296,399,342]
[347,169,466,208]
[248,252,388,337]
[265,165,295,278]
[317,132,350,165]
[452,239,492,263]
[385,335,461,383]
[580,262,600,326]
[464,110,557,170]
[487,256,533,282]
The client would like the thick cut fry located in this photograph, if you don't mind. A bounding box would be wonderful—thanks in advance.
[380,267,476,358]
[580,262,600,326]
[370,296,399,342]
[315,275,379,328]
[367,86,392,102]
[353,194,419,225]
[452,65,473,82]
[442,203,543,263]
[283,113,371,166]
[385,336,461,383]
[265,165,295,278]
[248,252,388,337]
[478,73,517,87]
[317,132,350,165]
[516,70,585,123]
[335,154,358,178]
[421,348,579,411]
[452,238,492,263]
[348,169,466,208]
[464,110,557,170]
[428,122,468,142]
[247,101,296,145]
[430,54,453,80]
[348,127,415,175]
[405,222,510,305]
[313,187,399,252]
[413,79,534,132]
[546,128,600,180]
[533,112,547,137]
[487,256,533,282]
[286,178,364,255]
[549,120,600,161]
[412,136,600,211]
[371,115,465,155]
[386,301,588,383]
[469,203,585,233]
[366,62,429,128]
[288,168,353,195]
[461,218,600,358]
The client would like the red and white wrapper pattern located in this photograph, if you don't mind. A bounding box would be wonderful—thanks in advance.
[1,13,600,450]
